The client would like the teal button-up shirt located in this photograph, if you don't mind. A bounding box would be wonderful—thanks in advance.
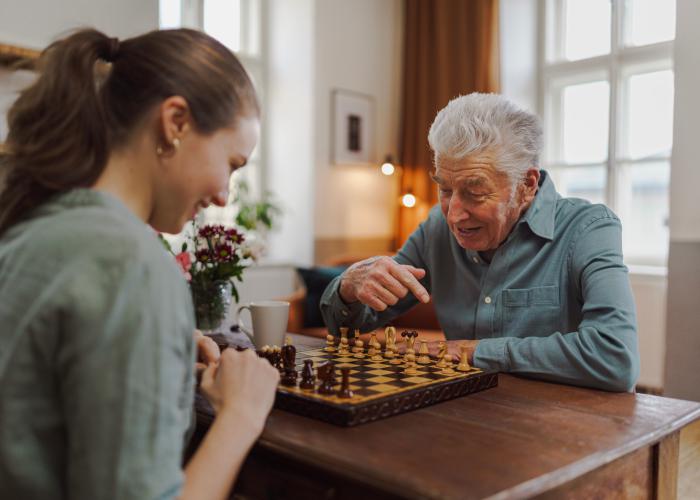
[321,171,640,392]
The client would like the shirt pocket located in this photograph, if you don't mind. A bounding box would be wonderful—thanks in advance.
[502,285,560,336]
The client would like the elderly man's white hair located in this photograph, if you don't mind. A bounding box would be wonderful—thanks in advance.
[428,93,543,186]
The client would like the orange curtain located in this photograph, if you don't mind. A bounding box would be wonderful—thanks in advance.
[396,0,500,247]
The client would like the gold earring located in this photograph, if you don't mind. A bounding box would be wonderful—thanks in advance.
[172,137,181,149]
[156,145,164,155]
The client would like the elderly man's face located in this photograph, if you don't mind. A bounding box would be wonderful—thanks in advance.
[432,153,535,253]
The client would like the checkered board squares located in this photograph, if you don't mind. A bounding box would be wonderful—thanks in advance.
[277,347,486,405]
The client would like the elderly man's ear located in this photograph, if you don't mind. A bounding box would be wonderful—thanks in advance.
[519,168,541,204]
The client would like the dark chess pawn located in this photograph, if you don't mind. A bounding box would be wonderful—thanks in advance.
[299,359,315,390]
[272,346,283,373]
[336,367,354,399]
[317,362,336,395]
[280,344,298,386]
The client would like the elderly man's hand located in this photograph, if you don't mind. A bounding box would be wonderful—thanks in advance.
[194,329,220,375]
[339,256,430,311]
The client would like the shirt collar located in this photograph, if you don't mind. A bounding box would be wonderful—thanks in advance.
[519,169,558,241]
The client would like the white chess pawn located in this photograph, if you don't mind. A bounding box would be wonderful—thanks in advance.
[404,351,419,375]
[440,353,456,375]
[325,333,336,352]
[417,340,431,364]
[457,344,471,372]
[354,339,365,358]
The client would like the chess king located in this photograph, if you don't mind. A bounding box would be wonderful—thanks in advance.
[320,93,639,393]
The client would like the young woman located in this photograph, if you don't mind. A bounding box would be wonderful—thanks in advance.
[0,28,279,499]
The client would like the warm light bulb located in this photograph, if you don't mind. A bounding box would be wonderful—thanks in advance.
[381,162,395,176]
[402,193,416,208]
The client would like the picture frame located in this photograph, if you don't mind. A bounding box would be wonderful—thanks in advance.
[332,89,375,165]
[0,43,40,150]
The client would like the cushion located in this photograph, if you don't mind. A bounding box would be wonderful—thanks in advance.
[296,266,346,327]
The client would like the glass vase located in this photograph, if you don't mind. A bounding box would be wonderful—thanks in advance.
[190,280,233,335]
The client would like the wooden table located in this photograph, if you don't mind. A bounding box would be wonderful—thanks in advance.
[192,334,700,499]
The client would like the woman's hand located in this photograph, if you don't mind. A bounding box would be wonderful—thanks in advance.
[194,329,220,376]
[200,348,280,433]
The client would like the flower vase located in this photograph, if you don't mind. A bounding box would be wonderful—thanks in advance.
[190,280,233,335]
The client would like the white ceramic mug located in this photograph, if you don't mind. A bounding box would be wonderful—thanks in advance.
[234,300,290,348]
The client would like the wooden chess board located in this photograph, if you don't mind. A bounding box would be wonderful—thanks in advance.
[274,345,498,426]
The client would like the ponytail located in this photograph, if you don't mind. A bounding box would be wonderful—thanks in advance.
[0,30,117,233]
[0,28,258,235]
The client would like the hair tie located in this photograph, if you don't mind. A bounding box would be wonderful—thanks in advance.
[106,37,120,62]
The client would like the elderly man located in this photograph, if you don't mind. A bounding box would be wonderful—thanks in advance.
[320,93,639,392]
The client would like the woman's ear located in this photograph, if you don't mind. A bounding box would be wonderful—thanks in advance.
[158,95,191,144]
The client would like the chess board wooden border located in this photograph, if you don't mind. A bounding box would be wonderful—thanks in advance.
[273,345,499,427]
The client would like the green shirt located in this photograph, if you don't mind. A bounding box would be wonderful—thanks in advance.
[0,189,196,499]
[321,171,640,392]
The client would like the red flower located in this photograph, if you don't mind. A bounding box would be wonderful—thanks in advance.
[195,249,212,263]
[174,252,192,281]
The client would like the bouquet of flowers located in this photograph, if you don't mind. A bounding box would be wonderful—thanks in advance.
[162,222,255,332]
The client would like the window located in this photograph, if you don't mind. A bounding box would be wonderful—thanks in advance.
[541,0,676,267]
[159,0,265,225]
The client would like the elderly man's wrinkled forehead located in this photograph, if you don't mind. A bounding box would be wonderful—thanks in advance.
[433,149,511,185]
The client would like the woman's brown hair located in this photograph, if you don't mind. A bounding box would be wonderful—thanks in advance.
[0,28,259,234]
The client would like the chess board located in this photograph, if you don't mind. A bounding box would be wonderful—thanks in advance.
[274,345,498,426]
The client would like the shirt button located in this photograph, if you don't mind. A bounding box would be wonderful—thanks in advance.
[484,296,492,304]
[342,310,348,316]
[472,256,479,263]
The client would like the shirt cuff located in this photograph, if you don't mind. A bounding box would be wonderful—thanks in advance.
[321,276,368,327]
[473,337,511,372]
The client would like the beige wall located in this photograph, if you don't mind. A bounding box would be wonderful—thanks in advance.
[0,0,157,49]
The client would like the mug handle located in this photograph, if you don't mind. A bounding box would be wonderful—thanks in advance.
[235,304,255,343]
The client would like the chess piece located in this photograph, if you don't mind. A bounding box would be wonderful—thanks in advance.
[284,335,292,346]
[272,346,283,372]
[367,340,376,358]
[389,344,402,365]
[353,339,365,359]
[404,350,419,375]
[325,332,337,352]
[401,330,418,352]
[339,335,350,356]
[337,367,354,399]
[436,341,448,368]
[457,344,471,372]
[299,359,315,390]
[280,344,298,386]
[384,326,396,359]
[317,363,335,394]
[417,339,431,364]
[338,327,349,355]
[370,334,383,361]
[440,354,456,375]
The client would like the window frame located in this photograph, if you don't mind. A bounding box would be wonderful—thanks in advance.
[538,0,675,267]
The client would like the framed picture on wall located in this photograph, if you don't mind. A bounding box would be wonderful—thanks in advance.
[332,89,375,165]
[0,43,39,150]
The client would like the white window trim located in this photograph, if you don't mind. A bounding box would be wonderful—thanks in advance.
[538,0,675,268]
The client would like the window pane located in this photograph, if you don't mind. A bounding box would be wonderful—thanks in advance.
[624,69,674,160]
[562,80,610,163]
[617,162,669,264]
[623,0,676,47]
[564,0,611,61]
[244,0,261,56]
[204,0,241,52]
[159,0,182,28]
[547,165,606,204]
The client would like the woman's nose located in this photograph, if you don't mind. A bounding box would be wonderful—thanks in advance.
[212,190,228,207]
